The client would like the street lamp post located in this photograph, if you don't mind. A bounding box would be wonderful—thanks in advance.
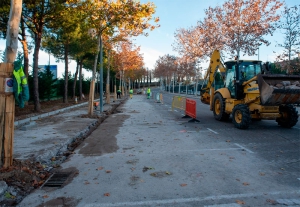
[258,44,262,60]
[99,35,103,112]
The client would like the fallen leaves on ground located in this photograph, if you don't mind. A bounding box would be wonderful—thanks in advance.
[4,192,15,199]
[150,172,157,177]
[266,199,277,205]
[97,167,103,170]
[104,193,110,197]
[150,171,172,178]
[143,166,155,172]
[43,195,49,199]
[236,200,245,204]
[180,183,187,187]
[242,182,250,186]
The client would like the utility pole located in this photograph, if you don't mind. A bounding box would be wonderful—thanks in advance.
[147,68,149,87]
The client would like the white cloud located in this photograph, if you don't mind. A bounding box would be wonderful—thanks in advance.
[139,47,164,69]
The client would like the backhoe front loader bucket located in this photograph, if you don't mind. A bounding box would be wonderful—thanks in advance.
[257,74,300,106]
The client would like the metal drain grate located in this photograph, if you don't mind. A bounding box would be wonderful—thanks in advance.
[43,172,71,187]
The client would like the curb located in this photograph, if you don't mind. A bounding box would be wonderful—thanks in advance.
[14,102,89,128]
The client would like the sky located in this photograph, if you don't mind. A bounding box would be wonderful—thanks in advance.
[134,0,298,72]
[0,0,298,78]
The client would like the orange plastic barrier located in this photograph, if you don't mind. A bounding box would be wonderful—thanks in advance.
[185,98,196,119]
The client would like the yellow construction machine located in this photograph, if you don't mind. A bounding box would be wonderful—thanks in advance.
[200,50,300,129]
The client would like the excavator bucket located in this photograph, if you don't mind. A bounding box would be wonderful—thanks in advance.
[257,74,300,106]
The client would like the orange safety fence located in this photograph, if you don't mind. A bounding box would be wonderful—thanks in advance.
[172,96,199,122]
[185,98,196,119]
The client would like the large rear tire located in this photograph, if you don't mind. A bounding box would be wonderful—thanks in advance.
[213,93,230,121]
[232,104,251,129]
[276,105,298,128]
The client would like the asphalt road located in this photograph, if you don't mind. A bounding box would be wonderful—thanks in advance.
[19,89,300,207]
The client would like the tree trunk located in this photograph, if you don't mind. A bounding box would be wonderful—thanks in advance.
[4,0,22,63]
[79,61,83,101]
[89,35,101,113]
[99,35,104,112]
[63,43,69,103]
[19,18,29,77]
[33,33,42,112]
[72,61,79,99]
[122,70,125,96]
[106,50,110,104]
[92,35,101,80]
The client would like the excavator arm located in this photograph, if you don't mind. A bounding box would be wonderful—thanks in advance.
[200,50,226,106]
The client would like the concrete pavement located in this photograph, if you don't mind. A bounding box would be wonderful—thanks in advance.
[1,91,300,207]
[16,92,300,207]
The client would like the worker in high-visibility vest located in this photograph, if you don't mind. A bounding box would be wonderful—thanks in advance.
[117,89,121,99]
[13,61,29,108]
[129,89,133,99]
[147,87,151,99]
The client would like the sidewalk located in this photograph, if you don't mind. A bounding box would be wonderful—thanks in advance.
[13,98,124,165]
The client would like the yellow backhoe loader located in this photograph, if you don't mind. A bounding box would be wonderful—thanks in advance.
[200,50,300,129]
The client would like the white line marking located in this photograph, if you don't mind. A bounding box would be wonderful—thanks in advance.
[294,127,300,130]
[234,143,254,153]
[207,128,218,134]
[84,190,300,207]
[297,178,300,181]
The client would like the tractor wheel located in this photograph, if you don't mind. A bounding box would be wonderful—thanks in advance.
[213,93,230,121]
[232,104,251,129]
[276,105,298,128]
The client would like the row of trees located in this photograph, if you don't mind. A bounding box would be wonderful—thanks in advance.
[153,0,299,86]
[0,0,160,112]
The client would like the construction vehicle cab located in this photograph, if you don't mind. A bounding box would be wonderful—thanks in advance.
[200,50,299,129]
[224,60,262,99]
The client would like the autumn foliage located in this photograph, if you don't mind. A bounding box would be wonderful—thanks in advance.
[173,0,283,62]
[113,41,145,83]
